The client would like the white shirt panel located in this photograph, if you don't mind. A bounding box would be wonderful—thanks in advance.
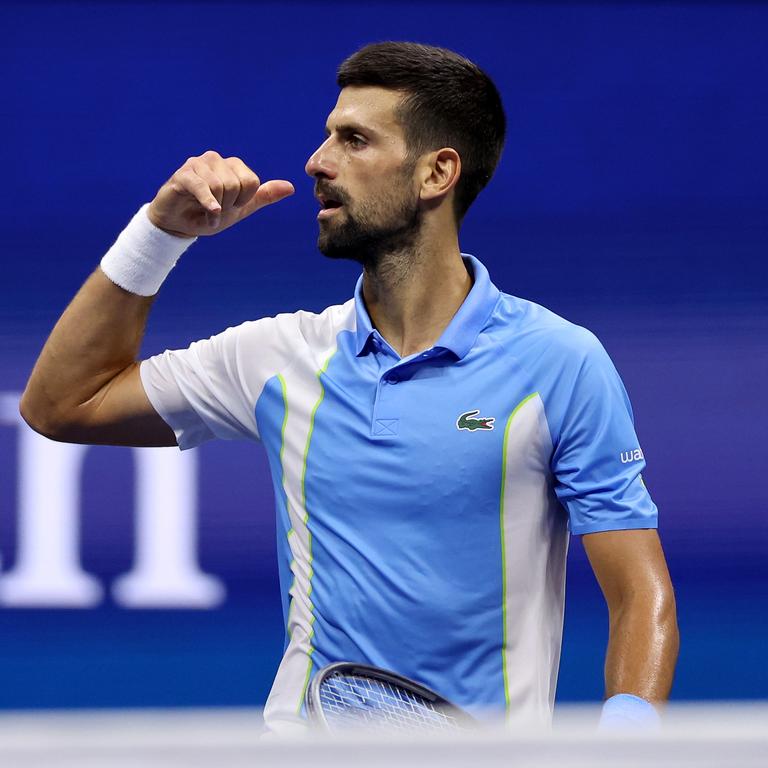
[139,301,355,450]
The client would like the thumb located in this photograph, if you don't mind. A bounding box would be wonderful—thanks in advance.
[241,179,295,216]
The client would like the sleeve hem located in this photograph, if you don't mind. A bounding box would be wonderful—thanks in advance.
[139,359,195,450]
[570,518,658,536]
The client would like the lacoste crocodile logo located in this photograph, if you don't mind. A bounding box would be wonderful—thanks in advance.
[456,410,496,431]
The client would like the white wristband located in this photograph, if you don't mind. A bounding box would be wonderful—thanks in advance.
[100,203,197,296]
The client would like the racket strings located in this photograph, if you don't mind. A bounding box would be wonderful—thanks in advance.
[318,671,461,733]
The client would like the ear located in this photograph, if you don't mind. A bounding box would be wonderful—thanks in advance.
[418,148,461,204]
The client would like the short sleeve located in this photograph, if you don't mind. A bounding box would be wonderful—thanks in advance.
[550,333,658,535]
[140,314,300,450]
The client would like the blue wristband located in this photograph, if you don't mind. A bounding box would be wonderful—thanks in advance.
[598,694,661,731]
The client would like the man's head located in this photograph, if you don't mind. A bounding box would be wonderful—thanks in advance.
[305,42,506,267]
[337,42,506,223]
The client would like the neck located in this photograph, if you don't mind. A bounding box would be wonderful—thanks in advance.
[361,226,471,358]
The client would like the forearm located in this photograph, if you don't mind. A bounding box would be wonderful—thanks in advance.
[583,528,679,716]
[21,269,154,437]
[604,588,679,701]
[20,153,293,444]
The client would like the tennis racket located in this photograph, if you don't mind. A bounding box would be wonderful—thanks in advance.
[305,662,475,734]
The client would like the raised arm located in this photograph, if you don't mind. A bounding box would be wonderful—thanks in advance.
[20,151,294,446]
[582,528,679,725]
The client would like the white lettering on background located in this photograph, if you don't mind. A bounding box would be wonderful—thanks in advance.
[113,447,224,608]
[0,393,224,609]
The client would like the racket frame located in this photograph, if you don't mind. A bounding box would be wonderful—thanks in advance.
[305,661,474,732]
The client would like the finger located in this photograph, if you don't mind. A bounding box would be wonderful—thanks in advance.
[239,180,295,217]
[208,155,245,210]
[189,159,227,209]
[225,157,262,208]
[174,167,221,213]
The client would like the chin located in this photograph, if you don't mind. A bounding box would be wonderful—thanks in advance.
[317,240,356,262]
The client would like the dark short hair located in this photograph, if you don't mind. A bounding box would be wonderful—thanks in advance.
[337,41,506,223]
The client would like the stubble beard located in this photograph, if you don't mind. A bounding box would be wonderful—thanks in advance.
[317,181,422,274]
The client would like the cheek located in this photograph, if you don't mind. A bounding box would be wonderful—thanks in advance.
[346,160,414,211]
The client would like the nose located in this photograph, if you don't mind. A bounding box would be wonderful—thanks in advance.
[305,136,337,179]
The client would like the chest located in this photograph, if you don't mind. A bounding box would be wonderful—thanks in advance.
[258,343,552,521]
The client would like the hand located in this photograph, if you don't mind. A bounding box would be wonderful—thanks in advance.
[147,150,295,238]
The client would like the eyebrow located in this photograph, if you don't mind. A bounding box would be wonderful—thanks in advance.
[324,122,378,138]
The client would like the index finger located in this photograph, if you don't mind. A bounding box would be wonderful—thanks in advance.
[175,167,222,212]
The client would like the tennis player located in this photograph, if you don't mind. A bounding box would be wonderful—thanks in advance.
[21,42,678,733]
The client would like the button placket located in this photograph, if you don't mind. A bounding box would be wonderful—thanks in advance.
[372,368,402,437]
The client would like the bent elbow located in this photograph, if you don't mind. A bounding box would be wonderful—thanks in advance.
[19,396,56,440]
[19,392,78,443]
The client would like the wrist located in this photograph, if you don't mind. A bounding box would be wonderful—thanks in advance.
[146,203,196,239]
[598,693,661,731]
[100,203,197,296]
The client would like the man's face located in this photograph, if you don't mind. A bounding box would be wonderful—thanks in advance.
[305,86,422,267]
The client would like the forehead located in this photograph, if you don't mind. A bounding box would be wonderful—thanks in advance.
[326,86,406,138]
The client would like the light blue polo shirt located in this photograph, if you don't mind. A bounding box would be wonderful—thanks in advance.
[140,254,657,731]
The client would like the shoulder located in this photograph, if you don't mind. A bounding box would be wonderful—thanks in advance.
[293,298,357,348]
[216,298,356,352]
[492,292,604,364]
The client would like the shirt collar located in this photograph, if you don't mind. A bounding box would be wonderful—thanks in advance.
[354,253,500,359]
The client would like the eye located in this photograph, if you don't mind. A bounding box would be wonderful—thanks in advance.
[347,134,367,149]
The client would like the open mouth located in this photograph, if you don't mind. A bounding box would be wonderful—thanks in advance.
[317,196,344,219]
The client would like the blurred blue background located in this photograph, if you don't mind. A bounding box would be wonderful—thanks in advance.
[1,1,766,710]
